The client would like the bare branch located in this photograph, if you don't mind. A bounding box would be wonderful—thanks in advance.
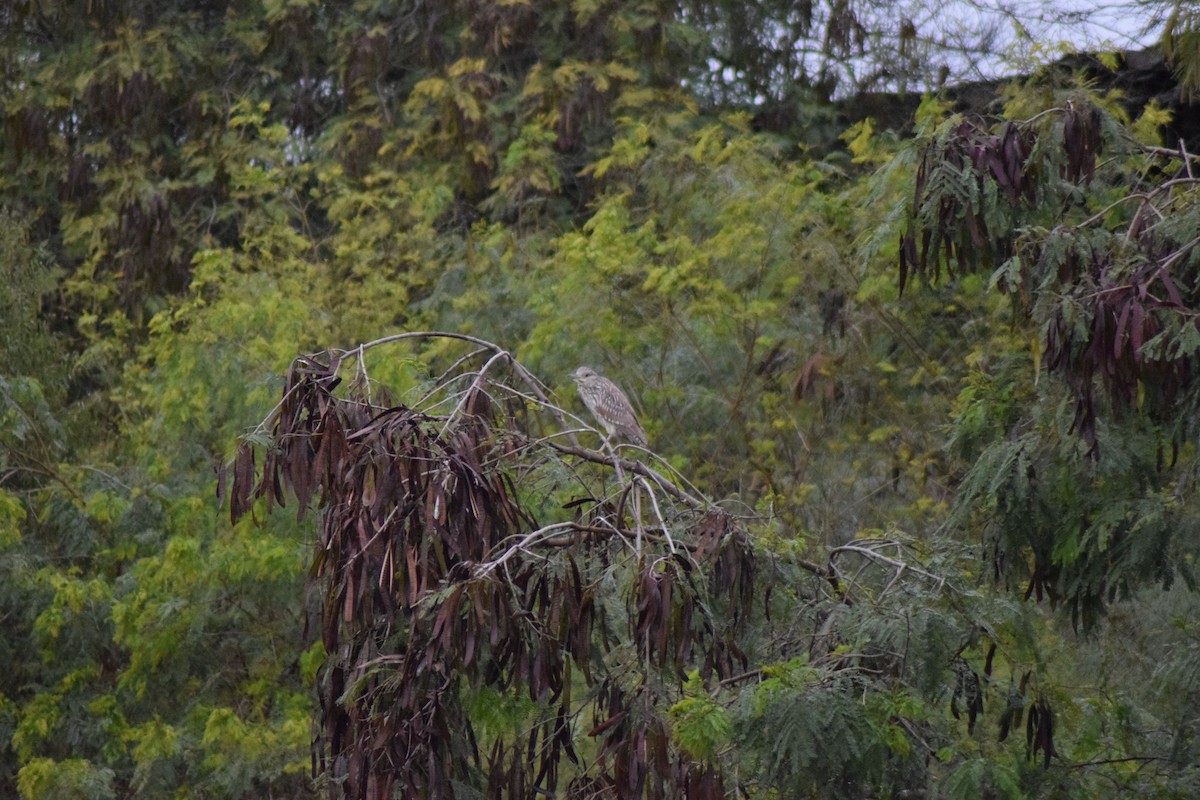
[829,541,947,590]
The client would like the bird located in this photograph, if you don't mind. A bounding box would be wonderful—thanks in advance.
[570,366,648,447]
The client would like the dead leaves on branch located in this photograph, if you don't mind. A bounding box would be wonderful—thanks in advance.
[900,117,1038,293]
[1043,257,1194,447]
[225,339,754,799]
[1025,698,1058,768]
[902,100,1200,450]
[901,101,1109,294]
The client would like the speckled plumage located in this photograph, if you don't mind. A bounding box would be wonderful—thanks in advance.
[570,367,648,446]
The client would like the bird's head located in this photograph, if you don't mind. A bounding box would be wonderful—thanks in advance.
[570,366,597,383]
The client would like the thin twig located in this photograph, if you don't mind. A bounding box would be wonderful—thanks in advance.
[1065,755,1169,770]
[415,347,491,407]
[246,373,308,437]
[437,350,513,439]
[830,543,946,589]
[637,476,676,554]
[1073,176,1200,232]
[547,441,705,509]
[1158,233,1200,272]
[338,330,508,358]
[476,521,581,575]
[1140,142,1200,163]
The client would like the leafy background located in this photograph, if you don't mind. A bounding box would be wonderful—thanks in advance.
[4,0,1200,798]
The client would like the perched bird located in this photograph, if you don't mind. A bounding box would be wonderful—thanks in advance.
[570,366,648,447]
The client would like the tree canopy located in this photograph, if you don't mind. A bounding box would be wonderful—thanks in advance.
[4,1,1200,798]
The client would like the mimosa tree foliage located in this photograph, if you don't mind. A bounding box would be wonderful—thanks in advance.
[227,335,974,799]
[899,87,1200,629]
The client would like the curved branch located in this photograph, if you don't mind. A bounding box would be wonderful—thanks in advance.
[336,330,510,358]
[547,441,705,510]
[829,542,947,590]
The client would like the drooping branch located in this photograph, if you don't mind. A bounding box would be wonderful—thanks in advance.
[225,334,762,800]
[901,101,1200,451]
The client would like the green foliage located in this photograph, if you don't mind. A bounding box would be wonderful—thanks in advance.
[742,673,889,797]
[0,214,63,393]
[0,489,24,549]
[669,671,732,761]
[900,81,1200,626]
[941,757,1023,800]
[0,377,65,482]
[16,757,115,800]
[1164,2,1200,101]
